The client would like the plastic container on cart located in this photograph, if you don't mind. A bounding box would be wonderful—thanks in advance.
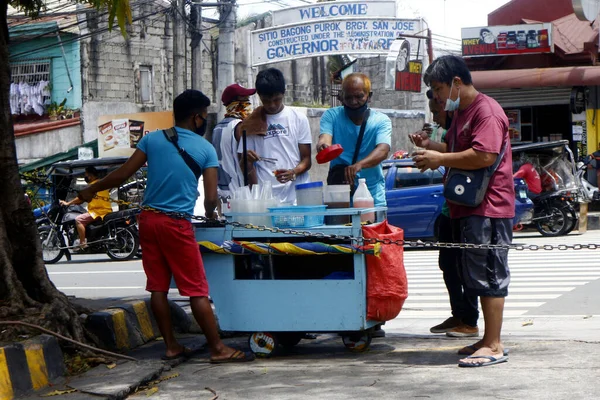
[324,185,351,225]
[296,181,324,206]
[353,178,374,223]
[268,205,327,228]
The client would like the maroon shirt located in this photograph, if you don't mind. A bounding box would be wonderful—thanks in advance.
[444,93,515,219]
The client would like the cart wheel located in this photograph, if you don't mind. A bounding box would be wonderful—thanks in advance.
[249,332,278,358]
[342,332,372,353]
[277,333,304,348]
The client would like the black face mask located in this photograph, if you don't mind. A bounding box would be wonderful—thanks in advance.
[84,176,91,183]
[343,102,368,120]
[194,115,207,136]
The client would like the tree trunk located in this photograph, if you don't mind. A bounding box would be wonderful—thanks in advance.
[0,4,87,343]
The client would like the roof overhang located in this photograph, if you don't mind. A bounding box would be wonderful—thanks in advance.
[472,66,600,89]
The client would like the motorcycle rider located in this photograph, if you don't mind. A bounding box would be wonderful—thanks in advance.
[59,166,112,248]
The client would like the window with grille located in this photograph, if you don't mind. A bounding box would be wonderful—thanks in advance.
[10,59,52,115]
[10,59,51,85]
[139,65,153,104]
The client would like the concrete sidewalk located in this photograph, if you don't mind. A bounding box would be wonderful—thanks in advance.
[24,315,600,400]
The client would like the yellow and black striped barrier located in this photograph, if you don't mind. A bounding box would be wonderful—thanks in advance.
[85,299,191,352]
[0,335,65,400]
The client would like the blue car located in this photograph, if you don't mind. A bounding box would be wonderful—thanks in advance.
[383,159,534,239]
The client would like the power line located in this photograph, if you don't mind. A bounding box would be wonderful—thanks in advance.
[9,0,159,47]
[10,6,169,60]
[8,0,162,53]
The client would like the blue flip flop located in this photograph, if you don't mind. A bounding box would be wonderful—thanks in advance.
[458,354,509,368]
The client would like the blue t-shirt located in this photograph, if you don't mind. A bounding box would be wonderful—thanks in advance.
[137,127,219,215]
[320,107,392,206]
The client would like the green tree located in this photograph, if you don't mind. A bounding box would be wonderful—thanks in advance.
[0,0,130,342]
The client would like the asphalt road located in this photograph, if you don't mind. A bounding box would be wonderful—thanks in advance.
[48,230,600,318]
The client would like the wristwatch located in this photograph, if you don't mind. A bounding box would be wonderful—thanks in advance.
[289,169,296,181]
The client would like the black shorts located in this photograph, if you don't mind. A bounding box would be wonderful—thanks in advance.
[459,215,512,297]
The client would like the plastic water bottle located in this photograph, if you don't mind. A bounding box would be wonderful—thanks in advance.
[353,178,374,223]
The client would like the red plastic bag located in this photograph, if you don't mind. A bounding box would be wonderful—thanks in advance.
[362,220,408,321]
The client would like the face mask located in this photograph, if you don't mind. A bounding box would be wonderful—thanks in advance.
[444,83,461,112]
[344,101,368,120]
[84,177,91,183]
[195,115,207,136]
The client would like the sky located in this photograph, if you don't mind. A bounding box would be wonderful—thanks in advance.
[231,0,513,46]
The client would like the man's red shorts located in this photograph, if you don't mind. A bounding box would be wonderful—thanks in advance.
[138,211,209,297]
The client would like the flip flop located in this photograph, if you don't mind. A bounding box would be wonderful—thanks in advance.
[458,354,509,368]
[161,347,197,361]
[210,349,256,364]
[457,345,510,356]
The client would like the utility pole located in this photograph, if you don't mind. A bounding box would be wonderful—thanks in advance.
[191,1,203,90]
[216,0,236,120]
[173,0,186,96]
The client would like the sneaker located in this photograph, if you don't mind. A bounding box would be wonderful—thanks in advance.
[430,316,462,334]
[445,323,480,338]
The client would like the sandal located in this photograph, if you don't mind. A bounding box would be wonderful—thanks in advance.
[210,349,255,364]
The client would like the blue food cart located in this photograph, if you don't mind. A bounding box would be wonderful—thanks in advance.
[193,206,386,357]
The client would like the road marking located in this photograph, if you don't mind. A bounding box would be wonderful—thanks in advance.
[402,302,545,308]
[48,271,144,275]
[408,276,593,282]
[398,310,528,317]
[56,286,144,290]
[410,294,562,300]
[411,287,575,293]
[409,282,583,287]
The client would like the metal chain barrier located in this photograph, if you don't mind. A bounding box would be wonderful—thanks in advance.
[21,173,600,252]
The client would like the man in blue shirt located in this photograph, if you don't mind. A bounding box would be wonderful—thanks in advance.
[79,90,253,364]
[317,73,392,207]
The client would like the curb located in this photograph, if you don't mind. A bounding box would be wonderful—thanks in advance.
[0,335,65,400]
[587,213,600,230]
[85,299,191,352]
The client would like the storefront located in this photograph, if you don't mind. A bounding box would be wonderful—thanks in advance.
[470,66,600,160]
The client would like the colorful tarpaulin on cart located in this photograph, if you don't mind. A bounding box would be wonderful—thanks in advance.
[198,240,380,256]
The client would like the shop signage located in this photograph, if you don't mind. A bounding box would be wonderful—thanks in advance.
[78,147,94,160]
[97,111,173,157]
[396,60,423,92]
[271,0,396,26]
[461,23,553,57]
[251,18,422,66]
[570,86,586,114]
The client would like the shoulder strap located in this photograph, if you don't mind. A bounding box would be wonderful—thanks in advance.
[489,139,508,173]
[352,109,370,165]
[162,128,203,181]
[450,126,508,174]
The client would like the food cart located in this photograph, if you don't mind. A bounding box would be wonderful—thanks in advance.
[193,206,388,357]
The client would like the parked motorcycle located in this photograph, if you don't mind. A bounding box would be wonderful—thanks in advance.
[530,190,577,237]
[512,140,580,237]
[576,157,600,203]
[39,204,140,264]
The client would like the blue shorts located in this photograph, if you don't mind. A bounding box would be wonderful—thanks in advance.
[458,215,512,297]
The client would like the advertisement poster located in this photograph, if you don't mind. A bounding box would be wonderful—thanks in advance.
[461,23,552,57]
[396,60,422,92]
[97,111,173,157]
[505,109,521,142]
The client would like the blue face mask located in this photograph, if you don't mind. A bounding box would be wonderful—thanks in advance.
[444,83,461,112]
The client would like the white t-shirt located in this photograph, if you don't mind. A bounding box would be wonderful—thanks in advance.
[238,106,312,203]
